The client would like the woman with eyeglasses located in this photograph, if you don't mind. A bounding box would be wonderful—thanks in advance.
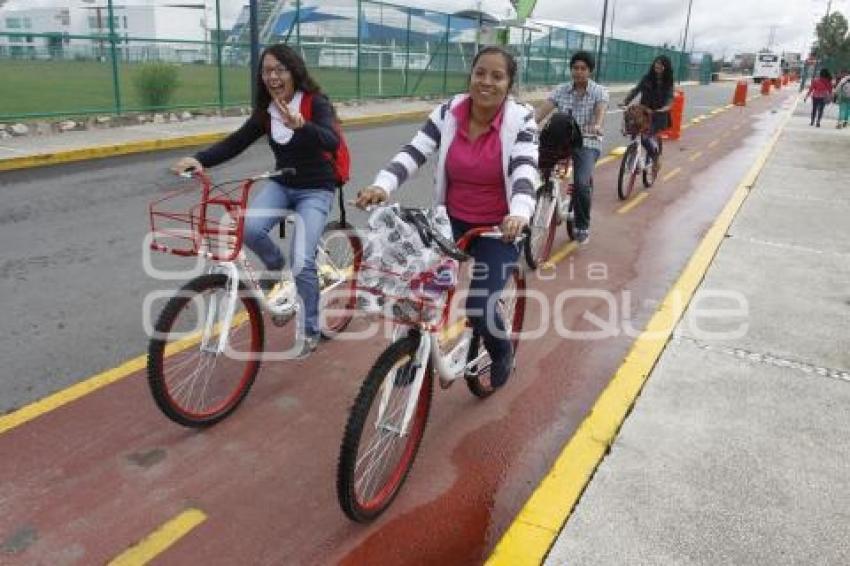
[171,44,340,359]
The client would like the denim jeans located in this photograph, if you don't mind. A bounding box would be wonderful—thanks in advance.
[811,98,827,125]
[571,146,601,231]
[243,180,334,336]
[450,217,521,365]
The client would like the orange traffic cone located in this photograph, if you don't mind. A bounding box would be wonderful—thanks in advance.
[733,80,748,106]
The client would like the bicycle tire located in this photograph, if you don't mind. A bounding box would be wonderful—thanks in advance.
[643,137,663,187]
[466,269,527,398]
[319,220,361,338]
[617,144,639,201]
[337,334,433,522]
[564,187,576,241]
[524,186,557,270]
[147,273,264,427]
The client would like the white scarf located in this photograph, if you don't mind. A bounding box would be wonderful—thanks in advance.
[267,90,304,145]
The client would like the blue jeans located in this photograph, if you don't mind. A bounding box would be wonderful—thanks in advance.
[243,180,334,336]
[572,147,601,231]
[450,217,520,366]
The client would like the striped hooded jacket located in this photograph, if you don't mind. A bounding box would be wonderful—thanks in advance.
[372,94,540,221]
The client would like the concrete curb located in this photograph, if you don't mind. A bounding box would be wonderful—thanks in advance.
[0,82,675,173]
[485,94,800,566]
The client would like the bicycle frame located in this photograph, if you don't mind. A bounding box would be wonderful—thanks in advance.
[374,227,517,436]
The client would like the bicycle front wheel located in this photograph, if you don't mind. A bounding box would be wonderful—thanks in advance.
[617,144,639,201]
[466,269,527,398]
[318,220,361,338]
[643,137,663,187]
[147,274,264,427]
[337,334,433,522]
[524,186,557,269]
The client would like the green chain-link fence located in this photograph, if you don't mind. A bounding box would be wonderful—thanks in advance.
[0,0,707,121]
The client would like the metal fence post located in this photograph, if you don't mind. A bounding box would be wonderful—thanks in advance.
[544,26,552,84]
[442,14,451,95]
[249,0,259,104]
[215,0,224,110]
[107,0,121,114]
[296,0,301,46]
[356,0,362,99]
[404,8,411,96]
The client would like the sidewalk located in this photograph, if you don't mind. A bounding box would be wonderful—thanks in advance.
[544,100,850,561]
[0,84,644,172]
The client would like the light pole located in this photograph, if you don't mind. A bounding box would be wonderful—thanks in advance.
[596,0,609,81]
[680,0,694,82]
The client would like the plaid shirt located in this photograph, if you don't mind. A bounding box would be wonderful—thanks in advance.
[548,80,609,151]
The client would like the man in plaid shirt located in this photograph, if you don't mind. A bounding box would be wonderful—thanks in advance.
[535,51,609,244]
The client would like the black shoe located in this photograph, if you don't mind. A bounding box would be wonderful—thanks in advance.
[489,347,514,389]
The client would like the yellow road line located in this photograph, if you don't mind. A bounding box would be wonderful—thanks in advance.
[108,509,207,565]
[710,108,724,115]
[485,94,798,566]
[545,241,578,266]
[609,146,627,157]
[0,111,431,173]
[616,192,649,214]
[663,167,682,182]
[689,151,703,162]
[597,155,616,166]
[681,123,691,130]
[708,139,720,149]
[0,307,248,435]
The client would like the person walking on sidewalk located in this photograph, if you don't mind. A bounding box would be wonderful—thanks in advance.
[356,46,538,388]
[170,44,341,358]
[621,55,675,177]
[534,51,609,245]
[833,71,850,129]
[804,68,833,127]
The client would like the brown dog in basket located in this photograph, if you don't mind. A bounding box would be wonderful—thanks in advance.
[623,104,652,136]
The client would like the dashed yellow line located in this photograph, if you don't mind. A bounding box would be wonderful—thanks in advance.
[109,509,207,565]
[663,167,682,182]
[616,192,649,214]
[689,151,703,162]
[609,146,627,157]
[708,139,719,149]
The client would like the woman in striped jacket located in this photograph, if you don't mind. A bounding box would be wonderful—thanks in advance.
[356,46,540,389]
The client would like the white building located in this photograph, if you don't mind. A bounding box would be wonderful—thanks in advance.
[0,0,209,62]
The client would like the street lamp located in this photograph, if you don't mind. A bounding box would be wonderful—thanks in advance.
[680,0,694,82]
[596,0,609,81]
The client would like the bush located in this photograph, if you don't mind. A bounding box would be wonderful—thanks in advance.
[133,62,180,108]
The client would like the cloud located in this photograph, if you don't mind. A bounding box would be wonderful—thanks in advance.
[532,0,824,58]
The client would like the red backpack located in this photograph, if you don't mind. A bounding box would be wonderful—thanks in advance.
[300,92,351,186]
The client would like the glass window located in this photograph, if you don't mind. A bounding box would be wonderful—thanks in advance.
[23,18,32,29]
[6,17,22,29]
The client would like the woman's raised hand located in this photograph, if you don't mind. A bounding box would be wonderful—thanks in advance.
[274,97,305,129]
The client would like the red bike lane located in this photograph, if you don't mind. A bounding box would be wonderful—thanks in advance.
[0,89,796,565]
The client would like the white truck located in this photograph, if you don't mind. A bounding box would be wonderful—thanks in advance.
[753,52,782,82]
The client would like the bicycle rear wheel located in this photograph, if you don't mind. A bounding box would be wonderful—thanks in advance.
[563,185,576,241]
[524,185,557,270]
[337,334,433,522]
[617,144,639,201]
[147,273,264,427]
[466,269,527,398]
[318,220,361,338]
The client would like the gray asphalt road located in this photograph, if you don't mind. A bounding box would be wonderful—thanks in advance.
[0,81,737,414]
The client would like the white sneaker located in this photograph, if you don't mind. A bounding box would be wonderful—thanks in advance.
[268,271,297,316]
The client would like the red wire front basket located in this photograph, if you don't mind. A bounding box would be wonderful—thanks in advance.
[148,172,254,261]
[355,263,455,331]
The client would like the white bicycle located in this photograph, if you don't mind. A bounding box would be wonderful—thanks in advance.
[146,169,361,427]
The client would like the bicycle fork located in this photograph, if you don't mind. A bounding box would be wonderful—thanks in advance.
[199,262,241,355]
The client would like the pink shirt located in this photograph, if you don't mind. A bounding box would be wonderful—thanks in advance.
[808,77,833,99]
[445,99,507,225]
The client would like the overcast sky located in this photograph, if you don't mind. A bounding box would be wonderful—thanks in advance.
[532,0,838,58]
[4,0,842,59]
